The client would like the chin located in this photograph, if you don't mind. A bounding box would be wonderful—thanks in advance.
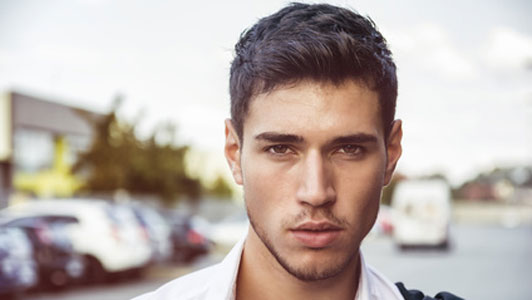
[268,240,357,282]
[282,250,358,282]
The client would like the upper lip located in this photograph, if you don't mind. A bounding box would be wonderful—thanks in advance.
[292,221,343,231]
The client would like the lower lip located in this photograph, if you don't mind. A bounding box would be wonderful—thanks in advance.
[291,230,341,248]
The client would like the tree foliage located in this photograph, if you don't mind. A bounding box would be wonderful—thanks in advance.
[206,175,234,199]
[73,102,202,206]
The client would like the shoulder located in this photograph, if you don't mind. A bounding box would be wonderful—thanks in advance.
[395,282,465,300]
[131,264,218,300]
[364,264,405,299]
[133,234,246,300]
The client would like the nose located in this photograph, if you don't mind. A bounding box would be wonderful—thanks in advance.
[296,150,336,207]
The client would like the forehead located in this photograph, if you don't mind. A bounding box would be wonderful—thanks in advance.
[243,80,383,142]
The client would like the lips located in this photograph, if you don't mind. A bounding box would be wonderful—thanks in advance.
[290,222,343,248]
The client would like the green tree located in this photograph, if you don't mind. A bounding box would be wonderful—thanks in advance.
[74,100,201,206]
[206,175,234,199]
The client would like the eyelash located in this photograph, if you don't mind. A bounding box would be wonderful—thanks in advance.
[265,145,293,155]
[264,144,365,157]
[337,144,364,156]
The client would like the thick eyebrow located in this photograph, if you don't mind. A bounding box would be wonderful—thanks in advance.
[254,132,304,144]
[329,133,378,145]
[254,132,377,146]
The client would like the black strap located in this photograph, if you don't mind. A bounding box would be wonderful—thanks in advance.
[395,282,465,300]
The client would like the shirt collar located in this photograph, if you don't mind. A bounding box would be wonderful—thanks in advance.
[206,234,246,300]
[355,252,377,300]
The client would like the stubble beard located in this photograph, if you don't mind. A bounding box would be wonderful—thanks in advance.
[246,206,359,282]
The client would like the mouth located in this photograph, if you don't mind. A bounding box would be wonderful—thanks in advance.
[290,221,343,249]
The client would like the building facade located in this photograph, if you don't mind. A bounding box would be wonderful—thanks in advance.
[0,91,102,208]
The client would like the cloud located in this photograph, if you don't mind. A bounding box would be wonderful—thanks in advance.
[385,23,477,80]
[482,27,532,71]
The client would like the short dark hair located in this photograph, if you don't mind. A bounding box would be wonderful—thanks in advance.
[229,2,397,140]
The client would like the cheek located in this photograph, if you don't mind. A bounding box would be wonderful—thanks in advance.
[335,159,385,229]
[241,155,293,223]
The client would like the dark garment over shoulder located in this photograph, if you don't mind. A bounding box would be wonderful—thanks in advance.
[395,282,465,300]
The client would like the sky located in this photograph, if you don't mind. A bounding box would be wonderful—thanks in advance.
[0,0,531,186]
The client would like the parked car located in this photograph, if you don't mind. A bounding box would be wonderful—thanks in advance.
[0,213,85,289]
[6,199,152,282]
[391,179,452,249]
[129,203,173,263]
[210,211,249,248]
[164,212,211,263]
[0,224,38,296]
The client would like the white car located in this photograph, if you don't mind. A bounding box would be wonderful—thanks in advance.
[5,199,152,281]
[391,179,451,249]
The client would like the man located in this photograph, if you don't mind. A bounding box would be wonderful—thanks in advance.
[134,3,462,300]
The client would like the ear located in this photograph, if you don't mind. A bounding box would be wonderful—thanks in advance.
[383,119,403,186]
[224,119,243,185]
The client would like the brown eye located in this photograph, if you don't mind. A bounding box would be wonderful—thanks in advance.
[340,145,362,155]
[270,145,289,154]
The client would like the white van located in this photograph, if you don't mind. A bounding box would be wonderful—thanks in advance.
[391,179,451,249]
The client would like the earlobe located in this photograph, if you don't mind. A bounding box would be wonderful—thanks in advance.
[384,120,403,186]
[224,119,243,185]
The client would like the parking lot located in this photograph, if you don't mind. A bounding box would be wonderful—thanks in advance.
[21,222,532,300]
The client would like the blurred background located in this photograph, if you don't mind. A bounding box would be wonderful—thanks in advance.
[0,0,531,299]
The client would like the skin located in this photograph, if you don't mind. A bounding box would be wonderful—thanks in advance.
[224,79,402,300]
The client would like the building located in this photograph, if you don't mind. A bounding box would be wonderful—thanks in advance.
[0,91,102,208]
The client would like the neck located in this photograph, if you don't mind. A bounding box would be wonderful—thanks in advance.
[236,228,361,300]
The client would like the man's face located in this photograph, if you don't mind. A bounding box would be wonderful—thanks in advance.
[225,79,402,281]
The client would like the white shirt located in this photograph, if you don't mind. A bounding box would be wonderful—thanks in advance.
[132,235,404,300]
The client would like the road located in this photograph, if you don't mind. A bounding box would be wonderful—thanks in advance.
[361,224,532,300]
[23,223,532,300]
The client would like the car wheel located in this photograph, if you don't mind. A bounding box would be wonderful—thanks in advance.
[83,256,107,284]
[438,239,450,251]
